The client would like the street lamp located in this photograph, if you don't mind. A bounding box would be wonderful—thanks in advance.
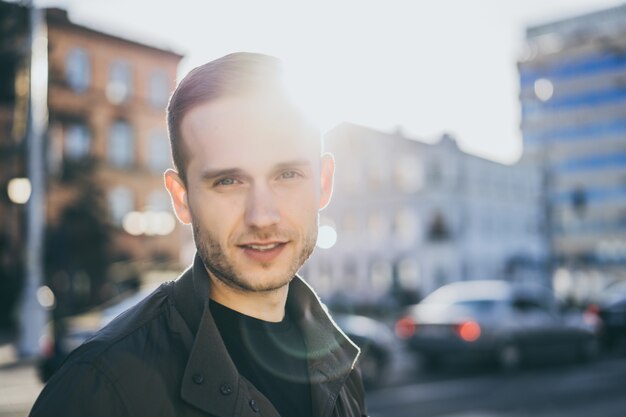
[7,177,32,204]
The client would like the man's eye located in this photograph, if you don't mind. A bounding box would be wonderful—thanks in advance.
[215,178,237,186]
[280,170,299,180]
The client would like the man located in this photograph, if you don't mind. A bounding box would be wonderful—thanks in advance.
[30,52,368,417]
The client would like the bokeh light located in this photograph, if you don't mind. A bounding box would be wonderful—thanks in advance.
[122,211,145,236]
[7,177,32,204]
[36,286,56,310]
[534,78,554,101]
[316,225,337,249]
[122,210,176,236]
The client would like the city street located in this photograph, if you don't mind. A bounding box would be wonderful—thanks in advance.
[2,340,626,417]
[0,356,42,417]
[368,352,626,417]
[1,2,626,417]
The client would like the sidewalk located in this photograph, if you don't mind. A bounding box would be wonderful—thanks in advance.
[0,339,44,417]
[0,336,19,367]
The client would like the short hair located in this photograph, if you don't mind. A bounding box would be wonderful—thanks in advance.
[166,52,284,184]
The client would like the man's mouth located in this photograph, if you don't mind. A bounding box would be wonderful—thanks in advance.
[241,242,284,251]
[239,241,288,251]
[238,241,288,263]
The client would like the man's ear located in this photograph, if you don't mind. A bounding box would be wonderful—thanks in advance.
[164,169,192,225]
[319,153,335,210]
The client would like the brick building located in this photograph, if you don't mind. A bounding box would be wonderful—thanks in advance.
[44,8,185,266]
[0,3,186,319]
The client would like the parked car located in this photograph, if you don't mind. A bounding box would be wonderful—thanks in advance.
[395,280,599,371]
[38,326,97,382]
[332,313,396,389]
[39,284,397,388]
[587,282,626,351]
[38,283,161,382]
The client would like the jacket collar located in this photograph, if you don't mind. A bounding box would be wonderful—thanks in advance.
[175,256,240,416]
[286,276,361,417]
[173,254,360,417]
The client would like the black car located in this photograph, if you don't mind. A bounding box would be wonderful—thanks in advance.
[39,285,397,388]
[38,284,161,382]
[332,313,396,389]
[396,280,599,371]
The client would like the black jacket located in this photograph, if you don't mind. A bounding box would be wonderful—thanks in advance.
[30,256,368,417]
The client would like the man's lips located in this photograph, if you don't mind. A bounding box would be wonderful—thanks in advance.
[237,241,288,263]
[238,242,286,251]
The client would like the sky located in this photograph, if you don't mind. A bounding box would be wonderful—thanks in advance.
[35,0,624,164]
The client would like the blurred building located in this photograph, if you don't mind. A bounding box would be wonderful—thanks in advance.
[0,1,28,250]
[302,123,545,306]
[0,3,185,319]
[44,7,184,264]
[519,4,626,302]
[0,0,30,328]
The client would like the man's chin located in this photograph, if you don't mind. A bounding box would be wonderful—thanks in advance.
[234,273,294,293]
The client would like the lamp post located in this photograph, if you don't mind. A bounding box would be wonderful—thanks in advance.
[18,2,49,358]
[534,78,556,289]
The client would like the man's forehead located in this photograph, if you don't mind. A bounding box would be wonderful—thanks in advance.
[180,93,321,171]
[184,92,316,129]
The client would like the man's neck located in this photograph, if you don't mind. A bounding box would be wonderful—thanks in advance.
[206,271,289,323]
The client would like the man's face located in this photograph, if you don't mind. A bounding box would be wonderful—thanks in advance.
[166,92,334,293]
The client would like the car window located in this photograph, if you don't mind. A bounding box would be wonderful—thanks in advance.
[513,298,549,312]
[451,300,499,313]
[421,282,511,305]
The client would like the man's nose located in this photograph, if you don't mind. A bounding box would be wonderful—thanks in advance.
[244,183,280,228]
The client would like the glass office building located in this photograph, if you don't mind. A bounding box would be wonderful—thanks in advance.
[519,5,626,301]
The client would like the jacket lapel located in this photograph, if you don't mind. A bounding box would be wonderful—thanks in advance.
[288,277,361,417]
[180,304,243,416]
[174,257,243,417]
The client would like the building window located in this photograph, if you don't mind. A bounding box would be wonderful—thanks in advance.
[66,48,90,92]
[394,156,424,193]
[368,212,388,241]
[64,123,90,159]
[394,207,420,244]
[343,258,358,283]
[108,120,134,167]
[370,260,392,292]
[428,159,443,185]
[427,211,451,241]
[367,159,388,189]
[148,130,171,172]
[149,70,169,109]
[342,213,359,235]
[107,60,132,104]
[108,186,134,225]
[397,258,421,290]
[571,186,587,216]
[342,159,363,192]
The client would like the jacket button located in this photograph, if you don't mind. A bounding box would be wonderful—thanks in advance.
[249,399,260,413]
[219,383,233,395]
[192,373,204,384]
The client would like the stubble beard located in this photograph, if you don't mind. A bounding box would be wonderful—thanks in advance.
[192,220,317,293]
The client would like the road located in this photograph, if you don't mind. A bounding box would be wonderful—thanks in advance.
[0,363,42,417]
[2,343,626,417]
[367,354,626,417]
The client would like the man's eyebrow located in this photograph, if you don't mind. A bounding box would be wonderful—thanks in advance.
[200,168,245,181]
[200,160,312,181]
